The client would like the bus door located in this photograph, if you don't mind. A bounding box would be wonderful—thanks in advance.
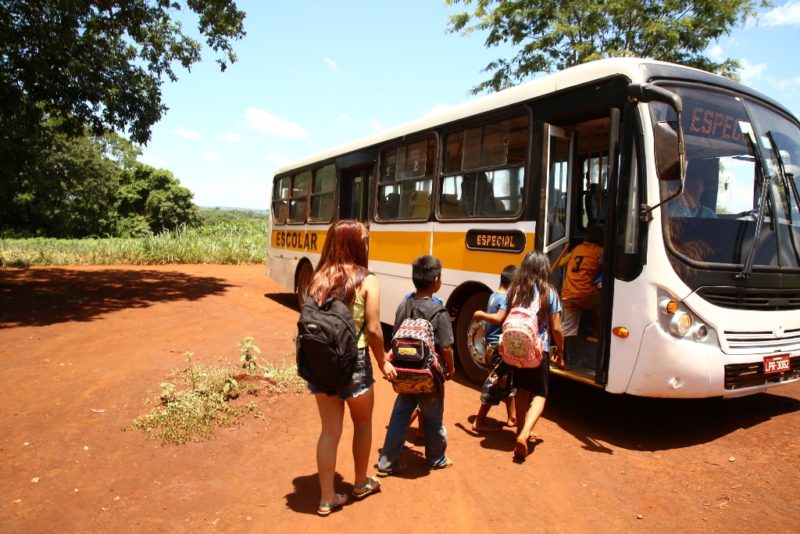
[339,164,374,222]
[544,115,617,385]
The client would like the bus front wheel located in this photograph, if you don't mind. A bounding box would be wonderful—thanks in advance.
[455,291,491,385]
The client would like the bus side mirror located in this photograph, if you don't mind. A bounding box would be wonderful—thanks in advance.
[653,121,680,182]
[628,84,686,183]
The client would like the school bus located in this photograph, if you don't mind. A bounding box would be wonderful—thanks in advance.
[268,57,800,398]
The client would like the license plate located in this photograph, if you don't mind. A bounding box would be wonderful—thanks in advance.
[763,354,791,375]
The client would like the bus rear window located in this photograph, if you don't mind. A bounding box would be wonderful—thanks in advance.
[271,176,290,224]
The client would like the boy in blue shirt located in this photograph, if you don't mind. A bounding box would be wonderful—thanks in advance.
[376,255,455,475]
[471,265,518,431]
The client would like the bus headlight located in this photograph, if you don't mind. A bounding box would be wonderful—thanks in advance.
[669,312,693,337]
[693,324,709,342]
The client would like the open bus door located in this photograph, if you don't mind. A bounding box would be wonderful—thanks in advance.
[543,111,620,388]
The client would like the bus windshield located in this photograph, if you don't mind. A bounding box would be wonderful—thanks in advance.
[652,85,800,272]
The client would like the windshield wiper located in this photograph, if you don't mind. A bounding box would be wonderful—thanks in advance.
[736,131,772,280]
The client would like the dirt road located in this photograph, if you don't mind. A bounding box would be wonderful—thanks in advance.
[1,265,798,533]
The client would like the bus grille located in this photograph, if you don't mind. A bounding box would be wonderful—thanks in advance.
[724,356,800,390]
[697,287,800,310]
[723,327,800,352]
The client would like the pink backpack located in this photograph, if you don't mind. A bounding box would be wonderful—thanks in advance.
[499,294,544,368]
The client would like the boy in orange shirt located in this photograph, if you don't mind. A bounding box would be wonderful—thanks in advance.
[560,225,604,358]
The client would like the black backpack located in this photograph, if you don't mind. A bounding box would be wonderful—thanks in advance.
[296,296,364,393]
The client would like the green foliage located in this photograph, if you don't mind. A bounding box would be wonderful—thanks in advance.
[239,336,263,373]
[0,1,244,237]
[118,163,201,236]
[130,351,248,445]
[446,0,770,93]
[0,215,267,266]
[128,340,304,444]
[0,0,245,146]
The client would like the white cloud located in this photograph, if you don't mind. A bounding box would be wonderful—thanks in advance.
[203,151,223,163]
[244,108,308,139]
[324,57,338,71]
[218,131,242,144]
[707,45,724,61]
[369,118,383,131]
[738,58,767,86]
[777,74,800,92]
[336,113,349,121]
[139,154,170,168]
[175,127,200,140]
[761,1,800,27]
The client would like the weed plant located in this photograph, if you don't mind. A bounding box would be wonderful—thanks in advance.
[129,339,304,445]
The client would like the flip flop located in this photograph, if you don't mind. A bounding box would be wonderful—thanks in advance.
[352,476,381,499]
[514,440,529,460]
[317,493,348,516]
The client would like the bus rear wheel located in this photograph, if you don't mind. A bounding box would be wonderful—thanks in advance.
[295,261,313,309]
[455,291,491,385]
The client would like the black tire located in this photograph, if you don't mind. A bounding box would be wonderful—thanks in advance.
[455,291,491,385]
[295,261,313,309]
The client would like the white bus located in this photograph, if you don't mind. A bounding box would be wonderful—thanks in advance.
[268,57,800,398]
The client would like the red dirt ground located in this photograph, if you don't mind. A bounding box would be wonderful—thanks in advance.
[1,264,798,533]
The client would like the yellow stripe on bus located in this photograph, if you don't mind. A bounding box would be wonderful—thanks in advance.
[433,231,535,274]
[368,230,431,265]
[368,230,535,275]
[271,229,326,252]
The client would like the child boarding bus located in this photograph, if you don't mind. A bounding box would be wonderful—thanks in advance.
[268,57,800,399]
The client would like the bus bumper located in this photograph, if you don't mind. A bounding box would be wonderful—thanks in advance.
[625,323,800,398]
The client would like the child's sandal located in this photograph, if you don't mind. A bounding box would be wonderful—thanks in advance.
[317,493,348,516]
[352,476,381,499]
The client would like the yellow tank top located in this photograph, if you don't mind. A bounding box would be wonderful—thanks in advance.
[350,289,367,349]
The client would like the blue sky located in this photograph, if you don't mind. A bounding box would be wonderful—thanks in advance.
[138,1,800,210]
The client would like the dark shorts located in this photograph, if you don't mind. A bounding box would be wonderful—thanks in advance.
[511,354,550,397]
[307,347,375,400]
[480,360,516,406]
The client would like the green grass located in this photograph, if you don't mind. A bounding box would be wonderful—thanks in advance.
[0,216,268,267]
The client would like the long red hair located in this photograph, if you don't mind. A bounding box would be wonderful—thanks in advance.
[307,219,369,306]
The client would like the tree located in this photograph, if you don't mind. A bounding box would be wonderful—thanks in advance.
[446,0,768,93]
[0,0,245,145]
[9,126,122,238]
[0,0,244,234]
[117,164,200,236]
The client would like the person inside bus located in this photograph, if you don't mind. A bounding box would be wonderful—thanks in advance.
[460,172,499,216]
[561,224,604,352]
[667,167,716,218]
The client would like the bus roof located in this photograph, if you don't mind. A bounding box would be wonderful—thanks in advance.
[274,57,790,177]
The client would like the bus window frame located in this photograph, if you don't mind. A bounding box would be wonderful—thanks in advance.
[287,169,311,225]
[308,162,337,224]
[436,110,531,222]
[271,174,291,225]
[374,134,438,223]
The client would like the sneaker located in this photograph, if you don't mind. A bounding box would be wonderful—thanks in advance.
[429,457,454,470]
[375,462,406,477]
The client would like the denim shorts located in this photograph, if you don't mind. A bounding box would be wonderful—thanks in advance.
[307,347,375,400]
